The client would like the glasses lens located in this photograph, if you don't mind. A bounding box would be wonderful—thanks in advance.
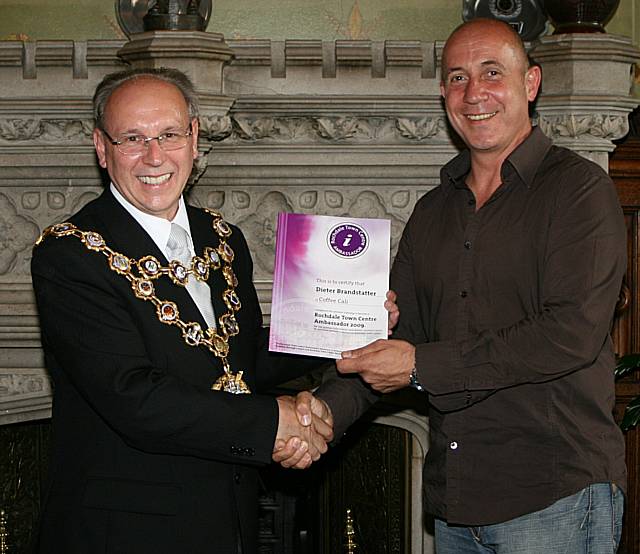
[117,135,146,155]
[113,130,191,155]
[159,133,188,151]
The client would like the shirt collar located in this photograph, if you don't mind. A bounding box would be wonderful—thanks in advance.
[440,126,552,190]
[109,183,193,255]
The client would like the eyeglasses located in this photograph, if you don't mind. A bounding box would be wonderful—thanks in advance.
[101,124,193,155]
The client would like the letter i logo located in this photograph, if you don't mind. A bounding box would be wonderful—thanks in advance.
[328,224,368,258]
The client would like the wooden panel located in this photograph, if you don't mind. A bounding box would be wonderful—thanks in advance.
[610,129,640,554]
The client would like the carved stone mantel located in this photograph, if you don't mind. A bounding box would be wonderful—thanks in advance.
[0,32,638,431]
[531,33,640,167]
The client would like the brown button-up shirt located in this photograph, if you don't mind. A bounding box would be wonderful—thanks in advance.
[320,126,627,525]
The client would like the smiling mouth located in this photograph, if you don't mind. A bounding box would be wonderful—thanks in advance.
[138,173,172,185]
[466,112,497,121]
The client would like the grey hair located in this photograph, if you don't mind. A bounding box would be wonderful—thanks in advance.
[93,67,199,130]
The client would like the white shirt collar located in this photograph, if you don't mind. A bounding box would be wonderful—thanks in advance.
[109,183,194,256]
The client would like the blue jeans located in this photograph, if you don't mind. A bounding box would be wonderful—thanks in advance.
[435,483,624,553]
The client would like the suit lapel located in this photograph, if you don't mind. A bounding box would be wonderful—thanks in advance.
[187,206,228,328]
[90,190,208,331]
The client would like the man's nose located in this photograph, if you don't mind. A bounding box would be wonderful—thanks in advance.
[141,137,165,165]
[463,77,488,104]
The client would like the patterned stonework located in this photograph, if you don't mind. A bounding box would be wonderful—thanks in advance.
[0,372,50,398]
[537,114,629,141]
[236,191,294,274]
[0,194,39,276]
[212,115,450,145]
[0,119,93,143]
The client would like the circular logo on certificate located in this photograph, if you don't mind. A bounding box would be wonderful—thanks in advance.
[328,223,368,258]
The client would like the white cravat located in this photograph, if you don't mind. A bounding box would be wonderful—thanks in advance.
[166,223,216,330]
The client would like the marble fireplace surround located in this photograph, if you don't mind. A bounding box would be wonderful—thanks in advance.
[0,30,638,553]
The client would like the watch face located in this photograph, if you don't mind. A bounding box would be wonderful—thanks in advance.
[462,0,548,41]
[115,0,213,37]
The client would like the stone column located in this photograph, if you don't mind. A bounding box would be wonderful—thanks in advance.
[530,34,640,171]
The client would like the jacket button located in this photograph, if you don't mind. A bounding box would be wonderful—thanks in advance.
[459,290,467,298]
[234,473,241,484]
[450,441,458,450]
[464,241,471,249]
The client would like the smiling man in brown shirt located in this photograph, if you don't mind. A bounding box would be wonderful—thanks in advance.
[309,18,627,553]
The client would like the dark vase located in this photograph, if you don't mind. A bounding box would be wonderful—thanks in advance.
[544,0,621,34]
[143,0,210,32]
[116,0,213,36]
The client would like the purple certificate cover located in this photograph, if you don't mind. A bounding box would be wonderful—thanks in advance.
[269,213,390,359]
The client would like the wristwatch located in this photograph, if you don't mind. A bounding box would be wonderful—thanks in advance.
[409,367,425,392]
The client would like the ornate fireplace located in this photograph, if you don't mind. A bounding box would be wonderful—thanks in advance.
[0,23,638,553]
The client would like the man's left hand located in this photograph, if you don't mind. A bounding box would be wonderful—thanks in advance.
[336,339,416,393]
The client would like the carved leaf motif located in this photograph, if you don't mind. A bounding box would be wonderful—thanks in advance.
[39,120,90,141]
[602,115,625,139]
[314,117,359,140]
[540,114,626,141]
[274,118,305,140]
[199,115,232,141]
[233,117,277,140]
[64,120,85,138]
[80,119,94,137]
[395,117,440,140]
[396,118,418,138]
[0,119,43,141]
[41,121,67,140]
[354,118,378,140]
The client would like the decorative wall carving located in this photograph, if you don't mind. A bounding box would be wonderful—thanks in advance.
[0,119,93,143]
[537,114,629,141]
[348,191,405,252]
[206,115,449,145]
[0,194,39,276]
[0,373,48,398]
[199,114,233,140]
[237,191,294,274]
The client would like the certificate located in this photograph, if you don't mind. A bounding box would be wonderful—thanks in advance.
[269,212,390,359]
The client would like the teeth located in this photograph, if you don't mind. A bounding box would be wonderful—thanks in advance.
[467,112,497,121]
[139,174,171,185]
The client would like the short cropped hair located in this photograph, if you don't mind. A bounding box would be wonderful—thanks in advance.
[93,67,199,129]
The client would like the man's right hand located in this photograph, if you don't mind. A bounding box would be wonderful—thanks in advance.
[272,392,334,469]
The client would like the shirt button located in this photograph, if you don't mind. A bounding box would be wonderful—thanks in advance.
[459,290,468,298]
[450,441,458,450]
[464,241,471,249]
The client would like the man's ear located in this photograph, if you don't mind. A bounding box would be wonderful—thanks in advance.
[525,65,542,102]
[93,128,108,168]
[191,118,199,160]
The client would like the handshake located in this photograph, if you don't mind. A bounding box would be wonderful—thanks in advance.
[271,290,402,470]
[272,391,333,470]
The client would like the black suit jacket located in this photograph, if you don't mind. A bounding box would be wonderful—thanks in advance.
[31,189,316,553]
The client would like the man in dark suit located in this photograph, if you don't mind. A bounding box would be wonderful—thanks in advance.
[31,67,334,553]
